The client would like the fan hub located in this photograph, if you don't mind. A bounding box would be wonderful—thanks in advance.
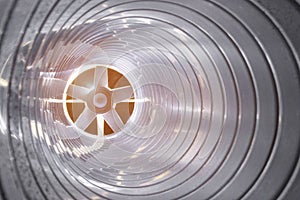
[87,87,112,114]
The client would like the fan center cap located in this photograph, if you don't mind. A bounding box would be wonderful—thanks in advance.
[93,93,107,108]
[87,87,112,114]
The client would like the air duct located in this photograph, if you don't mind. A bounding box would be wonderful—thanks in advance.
[0,0,299,199]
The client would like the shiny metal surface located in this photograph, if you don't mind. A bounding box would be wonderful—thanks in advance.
[0,0,299,199]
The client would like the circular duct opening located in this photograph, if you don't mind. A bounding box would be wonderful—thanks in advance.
[64,65,135,136]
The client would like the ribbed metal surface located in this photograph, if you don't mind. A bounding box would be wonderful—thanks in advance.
[0,0,299,199]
